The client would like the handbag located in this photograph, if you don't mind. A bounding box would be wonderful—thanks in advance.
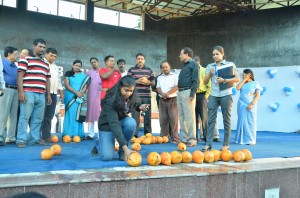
[76,96,87,122]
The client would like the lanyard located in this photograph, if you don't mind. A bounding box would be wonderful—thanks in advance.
[214,65,218,77]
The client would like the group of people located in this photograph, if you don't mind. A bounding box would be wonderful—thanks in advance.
[0,39,64,147]
[0,39,261,162]
[93,46,261,161]
[172,46,261,152]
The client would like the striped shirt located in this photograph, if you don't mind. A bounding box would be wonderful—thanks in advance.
[127,65,154,98]
[18,56,51,93]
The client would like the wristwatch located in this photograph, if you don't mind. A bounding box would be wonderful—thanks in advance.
[223,79,226,84]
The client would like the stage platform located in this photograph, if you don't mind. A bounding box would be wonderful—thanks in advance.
[0,126,300,197]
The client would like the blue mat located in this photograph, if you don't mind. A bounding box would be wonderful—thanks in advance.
[0,130,300,174]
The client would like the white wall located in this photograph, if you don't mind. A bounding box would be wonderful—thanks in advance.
[217,66,300,133]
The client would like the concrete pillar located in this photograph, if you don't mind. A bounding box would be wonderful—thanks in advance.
[85,0,94,22]
[17,0,27,10]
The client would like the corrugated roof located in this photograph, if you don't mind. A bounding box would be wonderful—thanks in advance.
[65,0,300,19]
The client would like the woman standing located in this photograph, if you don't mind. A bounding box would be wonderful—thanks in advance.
[94,76,149,161]
[202,46,240,151]
[235,69,261,145]
[63,60,90,138]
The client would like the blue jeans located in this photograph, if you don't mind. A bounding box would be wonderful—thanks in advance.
[17,92,45,144]
[98,117,136,161]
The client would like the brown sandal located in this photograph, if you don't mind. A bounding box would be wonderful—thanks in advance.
[17,142,26,148]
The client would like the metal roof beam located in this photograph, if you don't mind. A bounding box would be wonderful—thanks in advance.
[192,0,252,11]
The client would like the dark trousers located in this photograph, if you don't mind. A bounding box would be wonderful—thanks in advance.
[132,97,151,136]
[206,95,233,147]
[156,94,161,109]
[195,93,208,140]
[159,97,179,141]
[41,94,57,139]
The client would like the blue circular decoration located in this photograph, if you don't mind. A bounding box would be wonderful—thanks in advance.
[262,86,267,92]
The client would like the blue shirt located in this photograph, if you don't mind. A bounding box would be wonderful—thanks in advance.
[0,56,4,89]
[2,58,18,86]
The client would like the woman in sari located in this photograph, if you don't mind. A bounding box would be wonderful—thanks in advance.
[63,60,90,138]
[235,69,261,145]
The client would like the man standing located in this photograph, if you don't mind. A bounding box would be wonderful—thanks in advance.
[0,46,19,145]
[0,55,4,96]
[194,56,211,143]
[41,48,63,142]
[86,57,102,140]
[117,59,127,77]
[177,47,199,147]
[156,61,179,144]
[194,56,220,143]
[99,55,122,100]
[128,53,155,137]
[16,38,52,148]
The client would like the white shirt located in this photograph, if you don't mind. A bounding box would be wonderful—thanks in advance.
[157,72,178,98]
[121,70,128,77]
[44,59,63,94]
[0,55,5,89]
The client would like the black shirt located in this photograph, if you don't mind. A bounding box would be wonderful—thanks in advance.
[178,59,199,98]
[98,97,140,147]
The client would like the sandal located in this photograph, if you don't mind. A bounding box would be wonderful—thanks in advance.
[220,146,230,151]
[17,142,26,148]
[201,146,212,152]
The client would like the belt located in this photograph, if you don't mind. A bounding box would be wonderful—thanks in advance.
[178,87,190,92]
[5,84,18,90]
[197,92,206,94]
[162,97,177,100]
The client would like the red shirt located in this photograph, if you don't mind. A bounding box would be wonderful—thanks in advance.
[99,68,122,99]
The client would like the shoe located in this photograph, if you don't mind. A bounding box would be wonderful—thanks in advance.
[0,141,4,146]
[91,146,98,157]
[17,142,26,148]
[84,136,93,140]
[213,138,221,142]
[42,138,51,143]
[201,146,212,152]
[171,140,180,144]
[186,142,196,147]
[30,139,48,146]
